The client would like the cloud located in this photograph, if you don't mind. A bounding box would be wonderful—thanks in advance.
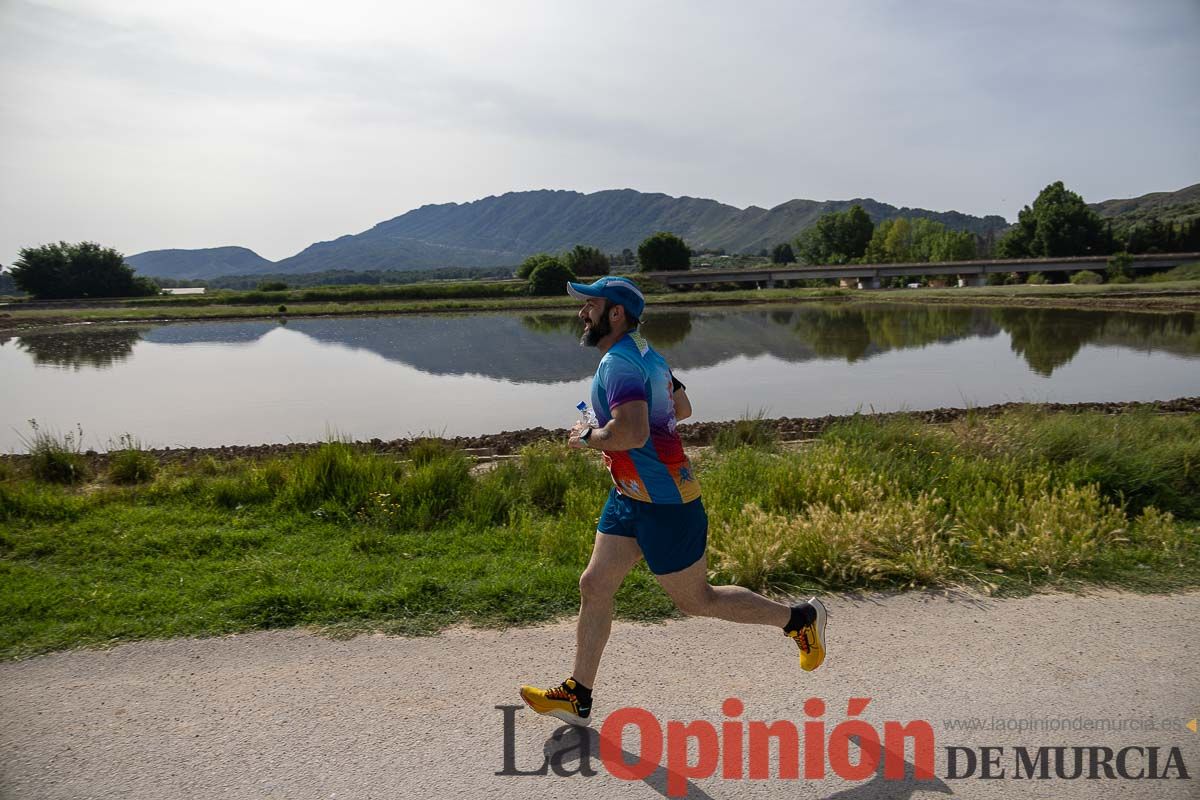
[1,0,1197,262]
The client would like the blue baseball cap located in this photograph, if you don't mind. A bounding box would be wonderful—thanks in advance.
[566,275,646,320]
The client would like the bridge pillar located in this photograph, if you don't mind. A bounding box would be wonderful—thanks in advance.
[857,277,881,290]
[958,275,987,287]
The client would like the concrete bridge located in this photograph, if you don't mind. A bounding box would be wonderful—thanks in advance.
[645,252,1200,290]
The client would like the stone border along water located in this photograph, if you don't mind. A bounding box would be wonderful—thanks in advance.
[2,397,1197,469]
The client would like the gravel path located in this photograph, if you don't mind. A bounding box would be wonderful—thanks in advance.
[2,591,1198,799]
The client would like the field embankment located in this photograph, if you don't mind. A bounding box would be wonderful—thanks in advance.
[3,277,1200,333]
[2,405,1197,660]
[3,397,1198,468]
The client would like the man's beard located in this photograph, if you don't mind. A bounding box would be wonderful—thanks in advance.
[580,312,612,347]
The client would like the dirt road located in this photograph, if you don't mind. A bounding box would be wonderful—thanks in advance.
[2,591,1198,799]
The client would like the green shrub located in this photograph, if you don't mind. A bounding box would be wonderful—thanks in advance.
[407,438,453,467]
[1002,410,1200,518]
[107,435,158,485]
[390,451,473,529]
[517,253,561,280]
[563,245,610,277]
[20,421,89,484]
[279,442,402,513]
[638,231,691,272]
[528,260,577,296]
[525,452,572,512]
[1107,251,1133,282]
[1025,272,1048,285]
[712,410,778,452]
[1070,270,1103,285]
[258,281,288,291]
[1140,262,1200,283]
[463,462,523,528]
[195,455,224,476]
[518,442,609,514]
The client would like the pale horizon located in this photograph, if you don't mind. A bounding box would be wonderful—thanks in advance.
[2,0,1198,264]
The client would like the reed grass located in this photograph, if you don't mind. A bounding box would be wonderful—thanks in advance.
[712,409,778,452]
[106,435,158,485]
[18,420,89,485]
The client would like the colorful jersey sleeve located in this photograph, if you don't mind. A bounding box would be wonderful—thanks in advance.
[598,352,647,411]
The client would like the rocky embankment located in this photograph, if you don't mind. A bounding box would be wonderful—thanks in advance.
[5,398,1198,470]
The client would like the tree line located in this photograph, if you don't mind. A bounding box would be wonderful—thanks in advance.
[5,242,159,299]
[771,181,1200,269]
[516,232,692,294]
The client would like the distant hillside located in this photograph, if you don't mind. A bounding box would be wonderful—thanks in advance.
[125,246,273,281]
[128,189,1011,279]
[274,190,1009,275]
[1090,183,1200,225]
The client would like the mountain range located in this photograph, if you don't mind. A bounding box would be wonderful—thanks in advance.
[125,183,1198,280]
[1090,182,1200,225]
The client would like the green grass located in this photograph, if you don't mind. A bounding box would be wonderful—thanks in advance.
[1,410,1198,658]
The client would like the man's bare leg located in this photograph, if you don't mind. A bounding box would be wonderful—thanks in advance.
[572,531,644,689]
[655,554,791,627]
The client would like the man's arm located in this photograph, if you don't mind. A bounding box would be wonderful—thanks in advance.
[570,400,650,451]
[671,372,691,421]
[673,387,692,421]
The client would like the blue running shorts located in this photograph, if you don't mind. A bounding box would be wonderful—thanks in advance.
[597,487,708,575]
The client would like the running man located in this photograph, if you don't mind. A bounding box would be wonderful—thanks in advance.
[519,276,827,727]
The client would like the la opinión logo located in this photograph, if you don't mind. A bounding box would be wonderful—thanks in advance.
[498,697,935,797]
[496,698,1192,797]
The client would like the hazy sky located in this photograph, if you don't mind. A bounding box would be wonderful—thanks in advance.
[1,0,1197,264]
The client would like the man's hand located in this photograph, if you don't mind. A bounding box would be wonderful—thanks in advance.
[568,421,591,449]
[574,401,649,452]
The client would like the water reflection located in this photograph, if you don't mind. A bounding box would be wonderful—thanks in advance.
[995,309,1108,377]
[641,312,694,348]
[7,305,1199,379]
[997,308,1199,376]
[6,326,149,370]
[519,314,578,335]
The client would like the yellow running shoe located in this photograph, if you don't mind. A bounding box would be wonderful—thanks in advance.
[786,597,828,672]
[519,678,592,727]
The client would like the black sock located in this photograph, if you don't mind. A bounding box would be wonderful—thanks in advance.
[785,603,815,633]
[568,677,592,698]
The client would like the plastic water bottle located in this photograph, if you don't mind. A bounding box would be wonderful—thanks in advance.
[576,401,598,428]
